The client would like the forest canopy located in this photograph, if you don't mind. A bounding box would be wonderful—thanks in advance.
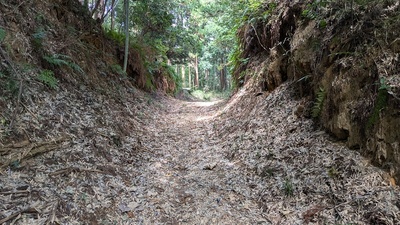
[79,0,263,92]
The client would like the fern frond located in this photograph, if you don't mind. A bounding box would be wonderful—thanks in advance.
[38,70,57,89]
[312,87,326,118]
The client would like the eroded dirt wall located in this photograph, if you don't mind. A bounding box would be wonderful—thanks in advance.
[236,0,400,180]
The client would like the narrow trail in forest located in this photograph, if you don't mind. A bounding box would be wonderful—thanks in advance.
[133,99,266,223]
[132,84,400,224]
[1,84,399,224]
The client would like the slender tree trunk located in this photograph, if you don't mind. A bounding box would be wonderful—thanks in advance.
[98,0,107,21]
[194,55,199,88]
[205,69,209,88]
[91,0,102,17]
[188,64,191,88]
[110,0,116,30]
[99,0,110,23]
[181,65,185,88]
[219,57,226,91]
[213,64,217,91]
[123,0,129,72]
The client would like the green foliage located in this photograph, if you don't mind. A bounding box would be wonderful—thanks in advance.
[312,87,326,118]
[328,167,339,179]
[318,19,327,29]
[110,64,127,76]
[378,77,390,91]
[301,1,328,20]
[166,63,182,92]
[145,73,155,91]
[0,67,18,96]
[35,13,45,22]
[105,28,125,44]
[191,89,230,101]
[367,78,389,129]
[0,28,6,43]
[5,78,18,96]
[241,1,277,25]
[302,1,330,30]
[32,28,46,49]
[283,178,294,197]
[43,54,84,74]
[38,70,58,89]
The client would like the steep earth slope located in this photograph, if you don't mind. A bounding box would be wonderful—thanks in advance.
[233,0,400,180]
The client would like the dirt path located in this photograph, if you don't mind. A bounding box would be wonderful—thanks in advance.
[132,99,267,224]
[1,84,400,224]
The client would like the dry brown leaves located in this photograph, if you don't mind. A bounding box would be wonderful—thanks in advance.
[0,81,399,224]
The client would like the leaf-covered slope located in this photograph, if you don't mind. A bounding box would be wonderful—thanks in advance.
[233,0,400,180]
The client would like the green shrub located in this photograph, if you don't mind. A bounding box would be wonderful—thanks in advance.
[145,73,154,91]
[110,64,127,76]
[38,70,58,89]
[104,29,125,45]
[367,78,389,128]
[5,79,18,95]
[283,178,294,197]
[312,87,326,118]
[32,28,46,49]
[43,54,84,74]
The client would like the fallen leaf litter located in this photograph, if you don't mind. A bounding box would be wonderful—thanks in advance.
[0,82,399,224]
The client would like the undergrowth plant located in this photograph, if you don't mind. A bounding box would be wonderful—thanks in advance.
[0,67,18,97]
[43,54,84,74]
[283,178,294,197]
[38,70,58,89]
[32,28,46,49]
[105,28,125,44]
[110,64,127,76]
[367,77,389,129]
[312,87,326,118]
[301,1,329,29]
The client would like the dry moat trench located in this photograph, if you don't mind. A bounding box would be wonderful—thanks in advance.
[1,82,400,224]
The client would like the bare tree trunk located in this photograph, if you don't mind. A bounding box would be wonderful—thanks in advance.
[91,0,102,18]
[205,69,209,88]
[219,57,226,91]
[99,0,109,23]
[194,55,199,88]
[123,0,129,72]
[110,0,115,30]
[181,65,185,88]
[103,0,120,24]
[188,63,191,88]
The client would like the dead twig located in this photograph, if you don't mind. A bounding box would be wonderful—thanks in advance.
[0,136,70,168]
[46,201,59,225]
[0,189,30,195]
[49,167,104,176]
[251,24,269,52]
[0,207,39,224]
[20,102,40,122]
[3,0,27,17]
